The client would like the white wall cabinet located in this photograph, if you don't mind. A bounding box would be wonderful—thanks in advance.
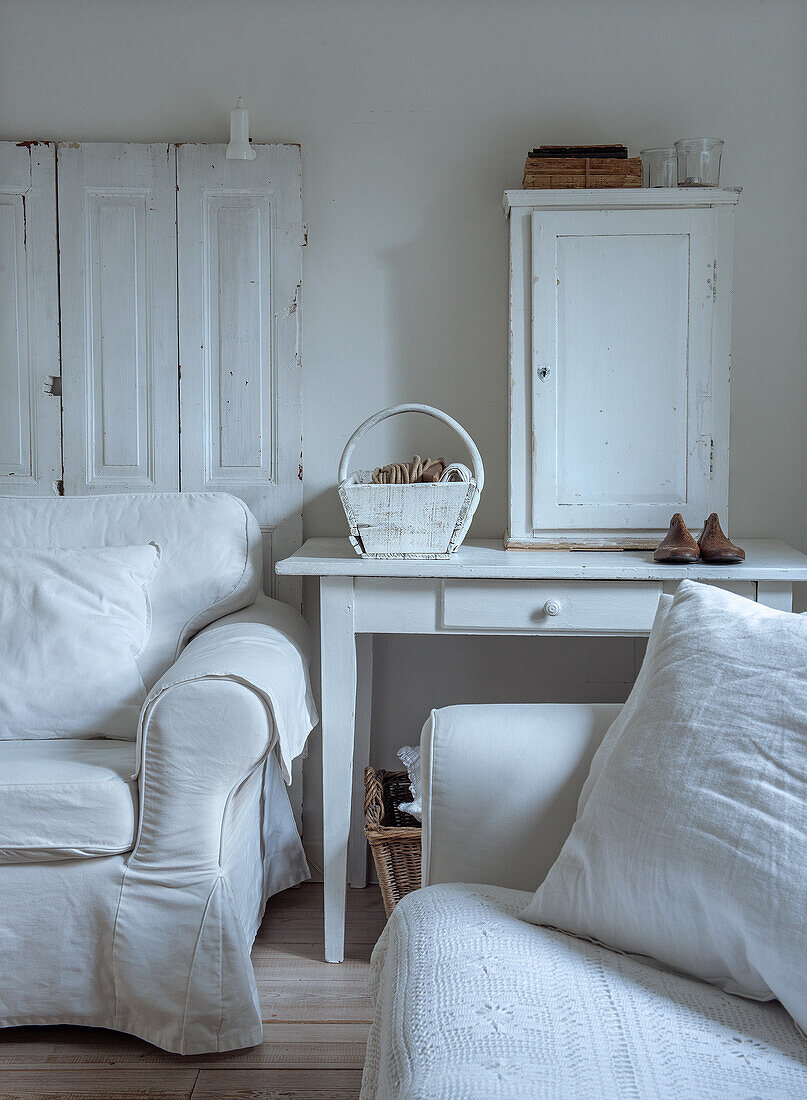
[504,188,741,549]
[0,140,303,599]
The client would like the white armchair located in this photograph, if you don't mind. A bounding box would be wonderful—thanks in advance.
[0,493,317,1054]
[362,704,807,1098]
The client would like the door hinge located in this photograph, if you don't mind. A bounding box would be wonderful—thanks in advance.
[44,374,62,397]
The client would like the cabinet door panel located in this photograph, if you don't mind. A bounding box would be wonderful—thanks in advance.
[530,207,720,542]
[58,143,179,493]
[177,144,303,601]
[0,142,61,494]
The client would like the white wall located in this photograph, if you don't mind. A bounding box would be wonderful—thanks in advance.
[2,0,806,860]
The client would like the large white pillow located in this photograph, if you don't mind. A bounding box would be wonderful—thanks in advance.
[522,580,807,1031]
[0,544,160,739]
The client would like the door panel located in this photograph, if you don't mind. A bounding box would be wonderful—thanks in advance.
[177,144,303,601]
[0,142,61,494]
[58,143,179,493]
[531,208,716,537]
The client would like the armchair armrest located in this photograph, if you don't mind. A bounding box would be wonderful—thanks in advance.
[114,595,316,1052]
[420,702,621,893]
[135,595,318,788]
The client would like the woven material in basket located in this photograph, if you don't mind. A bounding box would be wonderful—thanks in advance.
[364,766,422,918]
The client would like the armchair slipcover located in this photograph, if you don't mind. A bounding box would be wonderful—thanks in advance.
[0,493,317,1054]
[361,705,807,1098]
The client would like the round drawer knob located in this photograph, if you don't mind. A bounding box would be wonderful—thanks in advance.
[543,599,562,617]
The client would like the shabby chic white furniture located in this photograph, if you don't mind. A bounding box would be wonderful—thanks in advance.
[275,536,807,962]
[0,492,317,1054]
[338,404,484,558]
[360,703,807,1098]
[0,140,304,603]
[505,188,741,548]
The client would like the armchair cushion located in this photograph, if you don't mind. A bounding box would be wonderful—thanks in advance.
[0,493,263,690]
[524,580,807,1032]
[0,544,160,739]
[0,738,137,863]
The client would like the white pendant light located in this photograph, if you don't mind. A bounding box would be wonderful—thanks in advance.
[226,97,256,160]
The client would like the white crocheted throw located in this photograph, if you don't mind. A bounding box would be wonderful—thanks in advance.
[361,883,807,1099]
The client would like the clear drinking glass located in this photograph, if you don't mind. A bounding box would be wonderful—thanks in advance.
[640,148,677,187]
[675,138,723,187]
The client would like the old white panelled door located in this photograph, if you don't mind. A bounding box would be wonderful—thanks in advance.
[0,142,61,494]
[177,144,303,601]
[58,143,180,493]
[532,207,715,535]
[505,189,740,549]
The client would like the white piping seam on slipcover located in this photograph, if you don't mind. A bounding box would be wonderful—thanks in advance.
[421,709,437,888]
[0,776,133,789]
[0,844,132,857]
[130,679,271,855]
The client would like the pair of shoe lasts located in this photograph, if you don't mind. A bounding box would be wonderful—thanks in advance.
[654,513,745,564]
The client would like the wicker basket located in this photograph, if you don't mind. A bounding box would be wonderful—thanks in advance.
[338,403,485,559]
[364,766,422,918]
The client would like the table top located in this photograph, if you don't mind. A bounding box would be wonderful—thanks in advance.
[276,538,807,582]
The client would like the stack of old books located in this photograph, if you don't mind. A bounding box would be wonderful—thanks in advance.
[522,145,641,189]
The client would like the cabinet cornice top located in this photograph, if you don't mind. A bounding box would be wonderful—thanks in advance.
[503,187,742,215]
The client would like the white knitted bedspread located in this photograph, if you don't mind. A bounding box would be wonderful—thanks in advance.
[361,883,807,1099]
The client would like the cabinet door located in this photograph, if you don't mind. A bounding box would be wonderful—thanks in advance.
[58,143,180,493]
[530,207,722,545]
[0,142,61,494]
[177,144,303,601]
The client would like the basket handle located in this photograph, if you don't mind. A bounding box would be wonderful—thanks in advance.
[338,403,485,492]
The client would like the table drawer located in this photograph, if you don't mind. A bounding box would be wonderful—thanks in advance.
[441,580,662,633]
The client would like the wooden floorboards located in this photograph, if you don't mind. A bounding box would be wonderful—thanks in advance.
[0,883,386,1099]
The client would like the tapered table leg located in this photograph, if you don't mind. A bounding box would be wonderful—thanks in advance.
[349,634,373,888]
[320,576,357,962]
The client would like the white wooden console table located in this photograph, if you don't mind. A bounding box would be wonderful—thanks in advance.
[276,537,807,962]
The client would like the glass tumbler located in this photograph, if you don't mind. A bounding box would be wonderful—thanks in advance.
[640,148,677,187]
[675,138,723,187]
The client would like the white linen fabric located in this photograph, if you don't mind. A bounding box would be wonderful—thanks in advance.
[137,595,318,785]
[0,493,315,1053]
[0,544,159,738]
[575,593,672,814]
[361,883,807,1099]
[396,745,422,820]
[523,580,807,1031]
[0,751,306,1053]
[0,738,137,862]
[420,703,621,891]
[0,493,263,688]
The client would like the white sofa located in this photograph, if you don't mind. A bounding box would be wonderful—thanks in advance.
[362,704,807,1098]
[0,492,317,1054]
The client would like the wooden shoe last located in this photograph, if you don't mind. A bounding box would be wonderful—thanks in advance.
[698,513,745,564]
[654,514,700,563]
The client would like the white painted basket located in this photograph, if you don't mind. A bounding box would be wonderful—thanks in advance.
[338,404,484,559]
